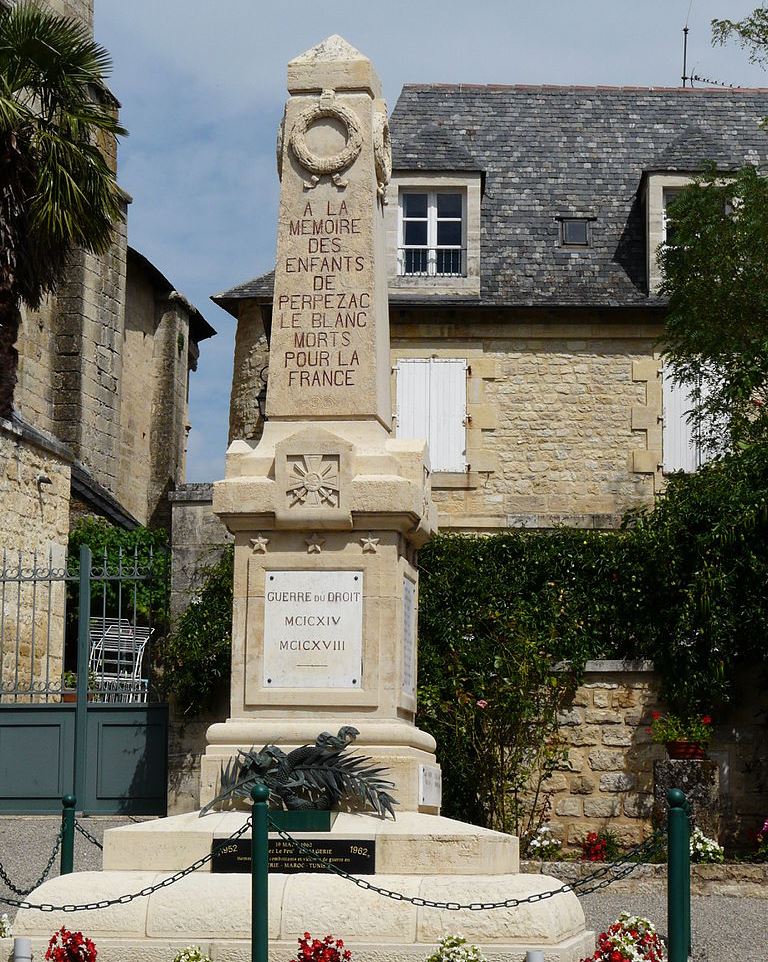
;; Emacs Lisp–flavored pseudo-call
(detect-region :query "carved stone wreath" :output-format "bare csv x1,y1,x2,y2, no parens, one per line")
373,108,392,202
289,89,363,189
286,454,341,508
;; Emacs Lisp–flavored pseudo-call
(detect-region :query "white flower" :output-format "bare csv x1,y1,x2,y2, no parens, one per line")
425,935,487,962
172,948,211,962
690,827,724,863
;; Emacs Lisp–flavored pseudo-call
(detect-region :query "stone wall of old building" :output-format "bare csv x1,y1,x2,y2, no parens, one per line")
169,484,232,620
391,309,663,530
228,301,269,443
167,484,232,813
45,0,93,26
0,419,71,698
226,304,665,531
118,257,198,528
53,233,128,496
547,661,768,852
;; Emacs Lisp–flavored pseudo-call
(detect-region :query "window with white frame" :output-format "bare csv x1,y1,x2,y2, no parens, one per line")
662,366,714,473
395,358,467,472
398,191,466,277
662,188,683,245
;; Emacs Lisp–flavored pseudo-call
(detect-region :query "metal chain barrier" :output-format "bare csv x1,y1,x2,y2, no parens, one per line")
0,832,63,898
74,821,103,852
0,818,252,913
0,813,667,915
267,819,667,910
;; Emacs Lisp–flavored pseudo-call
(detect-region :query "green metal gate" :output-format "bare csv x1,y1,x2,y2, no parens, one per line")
0,544,168,814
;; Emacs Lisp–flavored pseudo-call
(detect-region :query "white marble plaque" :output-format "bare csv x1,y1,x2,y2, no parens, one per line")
402,577,416,697
263,570,363,688
419,764,442,808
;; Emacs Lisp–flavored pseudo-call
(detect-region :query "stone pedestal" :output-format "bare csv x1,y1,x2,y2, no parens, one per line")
13,811,594,962
653,759,721,840
198,34,440,813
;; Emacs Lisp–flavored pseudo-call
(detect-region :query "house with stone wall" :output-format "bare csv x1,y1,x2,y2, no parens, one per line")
2,0,215,554
0,0,214,706
165,83,768,842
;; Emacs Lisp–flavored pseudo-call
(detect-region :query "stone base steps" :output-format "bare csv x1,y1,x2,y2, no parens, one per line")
522,860,768,897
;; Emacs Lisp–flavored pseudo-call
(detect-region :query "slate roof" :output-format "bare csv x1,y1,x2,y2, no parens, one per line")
214,84,768,311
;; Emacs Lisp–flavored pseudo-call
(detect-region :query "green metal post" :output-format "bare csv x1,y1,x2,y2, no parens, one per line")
667,788,690,962
73,545,92,812
60,794,76,875
251,783,270,962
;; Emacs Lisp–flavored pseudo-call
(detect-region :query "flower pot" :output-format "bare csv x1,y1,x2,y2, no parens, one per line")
666,740,706,760
61,690,76,703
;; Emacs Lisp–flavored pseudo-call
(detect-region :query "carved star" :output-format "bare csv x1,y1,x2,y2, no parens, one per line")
360,534,379,554
250,534,270,553
305,533,326,554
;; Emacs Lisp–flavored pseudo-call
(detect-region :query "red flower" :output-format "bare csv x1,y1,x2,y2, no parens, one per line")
650,711,662,720
701,715,712,725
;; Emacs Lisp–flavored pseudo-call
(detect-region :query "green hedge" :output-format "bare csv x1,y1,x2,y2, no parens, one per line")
418,443,768,719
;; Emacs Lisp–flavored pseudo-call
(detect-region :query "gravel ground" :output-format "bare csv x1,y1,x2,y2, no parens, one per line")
0,818,765,961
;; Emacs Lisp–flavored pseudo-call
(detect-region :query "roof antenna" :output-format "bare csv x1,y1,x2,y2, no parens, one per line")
682,0,694,87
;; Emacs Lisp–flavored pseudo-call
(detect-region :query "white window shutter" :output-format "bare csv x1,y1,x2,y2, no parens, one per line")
662,366,699,473
396,359,430,447
428,359,467,471
395,358,467,472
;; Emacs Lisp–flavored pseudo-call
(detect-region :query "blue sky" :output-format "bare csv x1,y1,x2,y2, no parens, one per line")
94,0,768,483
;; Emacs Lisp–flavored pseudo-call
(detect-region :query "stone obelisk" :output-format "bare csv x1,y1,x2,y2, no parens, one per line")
203,34,440,813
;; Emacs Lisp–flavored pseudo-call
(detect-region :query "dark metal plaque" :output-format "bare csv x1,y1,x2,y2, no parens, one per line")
211,837,376,874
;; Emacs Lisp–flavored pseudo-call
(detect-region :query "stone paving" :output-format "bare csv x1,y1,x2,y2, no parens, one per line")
0,817,764,962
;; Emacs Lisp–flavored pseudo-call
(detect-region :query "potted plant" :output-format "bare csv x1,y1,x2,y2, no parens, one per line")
60,671,97,703
649,711,713,759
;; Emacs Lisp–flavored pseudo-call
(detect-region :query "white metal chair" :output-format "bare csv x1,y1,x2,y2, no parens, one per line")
88,623,153,703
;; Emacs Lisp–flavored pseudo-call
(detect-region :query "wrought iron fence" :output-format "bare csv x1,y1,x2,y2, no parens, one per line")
0,543,168,705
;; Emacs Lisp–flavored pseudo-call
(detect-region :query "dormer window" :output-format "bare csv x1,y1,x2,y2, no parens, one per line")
398,190,466,277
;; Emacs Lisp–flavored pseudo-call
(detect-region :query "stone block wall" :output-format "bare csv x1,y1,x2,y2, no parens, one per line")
391,309,664,531
0,419,71,698
167,486,232,813
546,661,768,852
549,660,664,848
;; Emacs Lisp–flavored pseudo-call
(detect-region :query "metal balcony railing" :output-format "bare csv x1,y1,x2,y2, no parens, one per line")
397,247,467,278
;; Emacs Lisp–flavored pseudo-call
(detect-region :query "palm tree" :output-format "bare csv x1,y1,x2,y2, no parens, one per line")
0,2,126,419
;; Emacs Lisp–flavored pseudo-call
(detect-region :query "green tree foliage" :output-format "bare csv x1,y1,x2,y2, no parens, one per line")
658,165,768,454
713,9,768,67
163,546,234,714
629,443,768,713
417,532,605,831
0,3,125,417
68,517,170,626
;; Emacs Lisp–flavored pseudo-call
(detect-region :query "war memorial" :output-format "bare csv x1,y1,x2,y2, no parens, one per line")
11,36,593,961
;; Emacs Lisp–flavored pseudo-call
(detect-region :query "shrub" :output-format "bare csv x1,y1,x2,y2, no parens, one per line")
690,827,724,863
163,546,234,714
